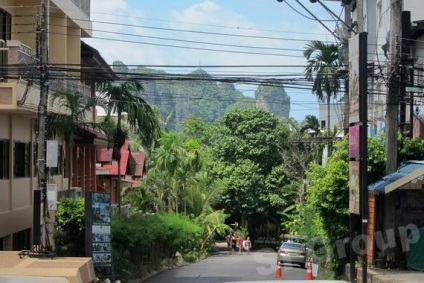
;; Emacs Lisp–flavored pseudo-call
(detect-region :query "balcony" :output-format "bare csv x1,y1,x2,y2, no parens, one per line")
0,40,92,119
51,0,92,37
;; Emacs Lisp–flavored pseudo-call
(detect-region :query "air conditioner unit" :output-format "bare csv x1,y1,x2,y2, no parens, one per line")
70,187,82,199
0,83,16,110
121,204,131,218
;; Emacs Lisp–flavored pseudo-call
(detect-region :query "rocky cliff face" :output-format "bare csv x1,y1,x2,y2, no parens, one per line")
114,64,290,130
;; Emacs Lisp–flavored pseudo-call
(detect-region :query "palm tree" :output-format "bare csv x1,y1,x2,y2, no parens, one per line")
303,41,343,134
152,132,184,212
300,114,321,137
176,138,202,214
96,80,160,211
46,89,99,195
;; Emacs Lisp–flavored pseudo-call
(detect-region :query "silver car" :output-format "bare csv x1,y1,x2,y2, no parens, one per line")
277,241,306,268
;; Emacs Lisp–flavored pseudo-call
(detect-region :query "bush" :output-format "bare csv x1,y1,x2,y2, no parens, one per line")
54,198,86,256
112,212,203,279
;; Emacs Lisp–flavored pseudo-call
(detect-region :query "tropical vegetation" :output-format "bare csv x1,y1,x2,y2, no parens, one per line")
96,80,161,210
52,41,424,282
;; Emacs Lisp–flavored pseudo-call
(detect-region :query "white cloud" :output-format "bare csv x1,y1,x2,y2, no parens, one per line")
170,0,221,25
85,0,341,121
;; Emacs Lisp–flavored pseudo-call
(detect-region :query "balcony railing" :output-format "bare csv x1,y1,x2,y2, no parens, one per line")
49,69,91,96
2,40,92,116
6,40,90,97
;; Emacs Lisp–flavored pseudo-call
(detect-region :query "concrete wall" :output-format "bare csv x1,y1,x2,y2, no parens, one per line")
0,114,34,239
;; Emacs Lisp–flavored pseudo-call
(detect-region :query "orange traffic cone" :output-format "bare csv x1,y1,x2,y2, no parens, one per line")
305,259,313,280
275,263,283,279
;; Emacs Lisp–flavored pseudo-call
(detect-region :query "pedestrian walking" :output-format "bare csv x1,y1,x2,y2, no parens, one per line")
225,234,232,254
230,234,237,255
243,237,252,254
237,235,244,255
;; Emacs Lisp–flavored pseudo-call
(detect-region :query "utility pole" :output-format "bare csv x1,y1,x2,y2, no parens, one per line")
386,0,402,174
35,0,51,252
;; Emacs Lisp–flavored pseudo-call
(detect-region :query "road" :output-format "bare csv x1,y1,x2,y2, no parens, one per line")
142,248,308,282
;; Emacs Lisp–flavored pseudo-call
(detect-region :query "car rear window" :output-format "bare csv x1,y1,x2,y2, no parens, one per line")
282,242,305,250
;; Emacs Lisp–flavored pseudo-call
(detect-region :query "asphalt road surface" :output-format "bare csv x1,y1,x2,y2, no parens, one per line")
143,248,308,282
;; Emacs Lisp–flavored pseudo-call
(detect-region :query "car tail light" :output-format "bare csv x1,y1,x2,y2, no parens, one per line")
279,249,285,254
300,251,305,256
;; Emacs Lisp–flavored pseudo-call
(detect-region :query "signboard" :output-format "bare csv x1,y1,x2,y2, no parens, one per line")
349,161,360,215
46,184,58,210
312,263,319,278
406,86,424,93
349,34,360,123
85,193,112,269
349,125,360,159
46,140,58,167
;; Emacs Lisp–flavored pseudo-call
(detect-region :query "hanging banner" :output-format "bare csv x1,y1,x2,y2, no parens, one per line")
349,161,360,215
349,34,360,123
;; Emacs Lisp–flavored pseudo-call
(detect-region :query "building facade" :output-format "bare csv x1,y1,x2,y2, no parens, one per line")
0,0,94,251
350,0,424,269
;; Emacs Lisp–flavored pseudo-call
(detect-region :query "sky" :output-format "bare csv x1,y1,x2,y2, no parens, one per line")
85,0,344,122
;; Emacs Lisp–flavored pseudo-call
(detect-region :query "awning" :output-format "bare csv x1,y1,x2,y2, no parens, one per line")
76,126,109,147
368,161,424,195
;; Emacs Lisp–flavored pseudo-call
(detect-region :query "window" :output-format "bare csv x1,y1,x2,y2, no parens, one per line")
50,145,63,175
0,9,10,80
0,8,11,41
321,120,326,130
0,139,8,179
14,141,30,178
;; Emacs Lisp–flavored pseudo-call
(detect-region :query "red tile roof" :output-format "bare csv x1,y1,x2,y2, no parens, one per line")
129,152,146,177
96,151,129,175
96,148,113,162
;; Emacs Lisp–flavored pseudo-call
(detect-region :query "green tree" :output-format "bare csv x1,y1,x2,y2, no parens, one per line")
149,132,184,212
302,136,385,276
145,131,207,214
96,80,160,209
399,137,424,162
54,198,85,256
300,114,321,137
46,89,99,194
211,108,291,233
176,138,202,214
304,41,343,133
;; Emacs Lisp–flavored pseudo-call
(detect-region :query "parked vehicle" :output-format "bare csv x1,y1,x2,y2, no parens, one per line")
277,241,307,268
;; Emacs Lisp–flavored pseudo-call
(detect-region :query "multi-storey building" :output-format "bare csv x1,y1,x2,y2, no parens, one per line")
0,0,115,251
348,0,424,271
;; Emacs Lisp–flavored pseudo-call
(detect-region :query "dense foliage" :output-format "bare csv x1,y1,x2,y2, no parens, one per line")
293,136,385,277
112,213,203,279
54,198,86,256
209,108,294,238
